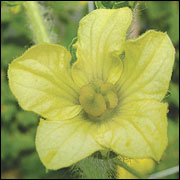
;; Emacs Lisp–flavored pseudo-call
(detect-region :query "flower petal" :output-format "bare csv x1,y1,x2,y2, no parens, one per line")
72,8,132,87
8,44,82,120
94,100,168,161
117,158,155,179
116,30,175,104
36,118,101,170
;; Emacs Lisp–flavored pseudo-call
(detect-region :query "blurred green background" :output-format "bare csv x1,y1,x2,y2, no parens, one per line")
1,1,179,179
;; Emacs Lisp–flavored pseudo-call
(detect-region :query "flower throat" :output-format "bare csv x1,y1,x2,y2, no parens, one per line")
79,79,118,117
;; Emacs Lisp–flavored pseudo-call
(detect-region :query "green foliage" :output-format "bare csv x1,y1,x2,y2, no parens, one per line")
112,1,131,9
1,1,25,7
1,1,179,179
95,1,106,9
72,156,116,179
95,1,138,9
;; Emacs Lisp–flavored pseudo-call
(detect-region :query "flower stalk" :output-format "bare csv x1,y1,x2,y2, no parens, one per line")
23,1,51,44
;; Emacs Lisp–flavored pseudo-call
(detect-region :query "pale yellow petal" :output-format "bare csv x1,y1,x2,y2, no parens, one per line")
8,44,82,120
72,8,132,87
94,100,168,161
116,30,175,104
117,158,155,179
36,118,101,170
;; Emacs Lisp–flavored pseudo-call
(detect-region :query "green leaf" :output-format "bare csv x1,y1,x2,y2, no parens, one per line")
95,1,138,9
95,1,105,9
113,1,130,9
101,1,115,9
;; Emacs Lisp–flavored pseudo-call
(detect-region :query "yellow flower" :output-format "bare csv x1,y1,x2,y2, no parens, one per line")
8,7,175,170
117,158,155,179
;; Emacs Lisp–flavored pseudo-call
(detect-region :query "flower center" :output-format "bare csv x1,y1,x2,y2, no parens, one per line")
79,79,118,117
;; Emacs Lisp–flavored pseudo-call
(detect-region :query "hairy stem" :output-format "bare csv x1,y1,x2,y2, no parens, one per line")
127,3,140,39
23,1,51,44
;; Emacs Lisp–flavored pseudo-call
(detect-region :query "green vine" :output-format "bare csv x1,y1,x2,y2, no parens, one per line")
23,1,51,44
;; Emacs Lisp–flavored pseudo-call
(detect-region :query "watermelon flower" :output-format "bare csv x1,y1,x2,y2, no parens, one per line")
8,7,175,170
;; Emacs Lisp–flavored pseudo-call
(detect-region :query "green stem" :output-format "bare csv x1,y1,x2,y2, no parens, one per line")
113,158,147,179
23,1,51,44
